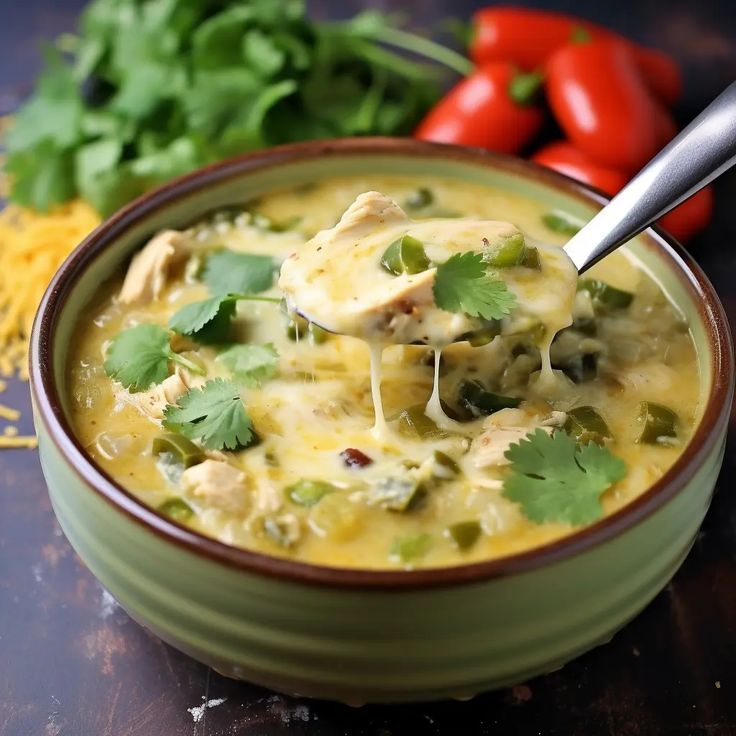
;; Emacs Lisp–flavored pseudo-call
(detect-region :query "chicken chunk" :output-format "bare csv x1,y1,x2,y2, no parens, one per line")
470,408,555,469
119,371,189,420
118,229,189,305
181,460,248,511
330,191,408,239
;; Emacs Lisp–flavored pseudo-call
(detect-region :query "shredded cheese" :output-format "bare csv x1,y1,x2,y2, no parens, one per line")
0,197,100,448
0,435,38,449
0,200,100,379
0,403,20,421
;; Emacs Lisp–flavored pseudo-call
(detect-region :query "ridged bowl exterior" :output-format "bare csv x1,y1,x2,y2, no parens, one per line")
30,140,733,703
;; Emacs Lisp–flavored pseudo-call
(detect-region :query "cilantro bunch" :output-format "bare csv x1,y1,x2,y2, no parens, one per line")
5,0,471,215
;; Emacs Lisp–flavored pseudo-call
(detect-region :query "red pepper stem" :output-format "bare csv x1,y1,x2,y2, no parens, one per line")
508,71,544,106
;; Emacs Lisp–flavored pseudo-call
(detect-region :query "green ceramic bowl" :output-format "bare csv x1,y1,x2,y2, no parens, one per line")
30,139,733,704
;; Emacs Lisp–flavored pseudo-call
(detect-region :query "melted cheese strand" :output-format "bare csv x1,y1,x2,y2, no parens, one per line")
425,347,464,431
368,342,390,439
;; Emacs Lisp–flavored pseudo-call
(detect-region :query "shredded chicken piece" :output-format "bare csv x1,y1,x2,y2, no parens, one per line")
541,410,568,427
330,191,407,238
181,460,248,511
118,229,188,305
121,371,189,420
470,408,554,468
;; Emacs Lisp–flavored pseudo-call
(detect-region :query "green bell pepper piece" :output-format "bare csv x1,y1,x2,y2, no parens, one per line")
446,520,482,550
636,402,678,444
565,406,612,445
152,433,205,468
380,235,431,276
458,380,521,418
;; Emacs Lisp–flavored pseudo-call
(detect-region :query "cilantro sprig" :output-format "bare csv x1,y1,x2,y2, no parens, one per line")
6,3,471,214
502,429,626,526
168,292,280,343
218,344,279,387
163,378,254,450
433,252,517,321
203,251,276,296
103,324,203,392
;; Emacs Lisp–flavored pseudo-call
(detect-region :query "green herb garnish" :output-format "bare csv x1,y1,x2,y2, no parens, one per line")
218,344,279,387
6,2,471,215
542,212,582,236
502,429,626,526
169,293,280,342
433,252,517,320
103,324,203,391
203,250,276,296
163,378,254,451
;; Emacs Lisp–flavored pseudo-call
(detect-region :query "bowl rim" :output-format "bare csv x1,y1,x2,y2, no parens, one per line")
30,137,734,590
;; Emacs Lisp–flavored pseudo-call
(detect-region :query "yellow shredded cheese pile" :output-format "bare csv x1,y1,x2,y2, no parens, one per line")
0,200,100,379
0,199,99,449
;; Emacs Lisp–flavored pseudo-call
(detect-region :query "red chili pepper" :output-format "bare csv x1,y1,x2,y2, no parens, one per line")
630,47,682,107
531,141,629,196
657,187,714,243
469,7,681,104
414,63,544,153
546,39,661,172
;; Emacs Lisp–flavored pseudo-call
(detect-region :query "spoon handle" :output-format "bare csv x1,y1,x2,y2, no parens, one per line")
564,81,736,273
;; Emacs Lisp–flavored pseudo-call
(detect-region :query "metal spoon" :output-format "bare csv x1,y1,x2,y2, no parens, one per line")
565,82,736,273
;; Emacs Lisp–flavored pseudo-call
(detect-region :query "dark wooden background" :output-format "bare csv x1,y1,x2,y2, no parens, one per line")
1,2,736,735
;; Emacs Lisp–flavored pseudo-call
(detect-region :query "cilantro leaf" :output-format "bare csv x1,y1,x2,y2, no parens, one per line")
7,1,466,213
104,324,171,391
203,250,275,296
218,344,279,387
433,252,517,320
5,47,83,153
6,142,77,211
163,378,253,450
169,294,238,343
103,323,203,391
502,429,627,526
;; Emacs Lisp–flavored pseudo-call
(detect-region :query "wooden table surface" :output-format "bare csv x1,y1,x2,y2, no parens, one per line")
1,2,736,735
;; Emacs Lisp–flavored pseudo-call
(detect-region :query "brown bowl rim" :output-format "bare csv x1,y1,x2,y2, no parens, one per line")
30,137,734,590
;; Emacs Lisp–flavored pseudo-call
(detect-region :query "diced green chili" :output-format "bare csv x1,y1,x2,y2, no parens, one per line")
565,406,612,445
446,520,482,550
484,233,525,267
577,279,633,311
285,479,338,507
390,533,432,564
521,245,541,269
157,497,194,522
458,379,521,418
369,476,425,512
466,321,501,347
555,352,598,383
542,212,581,236
432,450,460,478
308,322,328,344
404,187,434,210
396,404,446,438
380,235,431,276
483,233,541,270
152,433,205,468
635,402,678,444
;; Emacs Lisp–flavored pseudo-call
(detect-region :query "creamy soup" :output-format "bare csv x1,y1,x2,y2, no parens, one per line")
67,176,702,569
